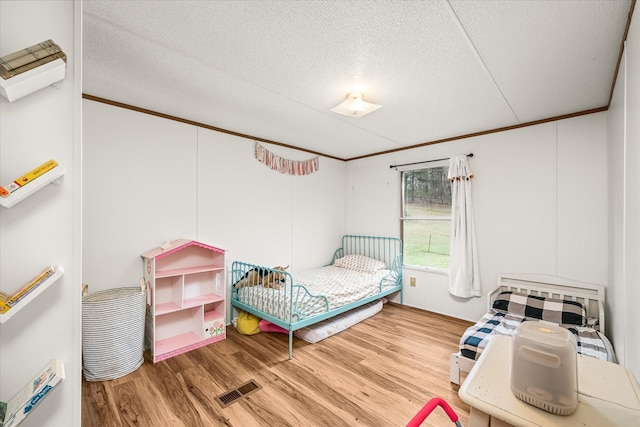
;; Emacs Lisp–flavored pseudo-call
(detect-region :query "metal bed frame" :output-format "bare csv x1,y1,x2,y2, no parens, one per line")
230,235,403,359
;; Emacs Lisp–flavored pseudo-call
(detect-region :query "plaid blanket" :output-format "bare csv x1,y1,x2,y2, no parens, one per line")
459,309,610,361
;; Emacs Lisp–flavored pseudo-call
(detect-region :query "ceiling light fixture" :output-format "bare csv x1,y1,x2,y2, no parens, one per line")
331,91,382,118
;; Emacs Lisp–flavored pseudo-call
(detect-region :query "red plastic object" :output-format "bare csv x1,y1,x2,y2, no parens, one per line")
406,397,463,427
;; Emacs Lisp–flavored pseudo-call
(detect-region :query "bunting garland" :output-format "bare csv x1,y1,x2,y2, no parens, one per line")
255,142,319,176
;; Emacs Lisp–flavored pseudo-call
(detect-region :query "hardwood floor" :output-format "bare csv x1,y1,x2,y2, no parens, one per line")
82,303,473,426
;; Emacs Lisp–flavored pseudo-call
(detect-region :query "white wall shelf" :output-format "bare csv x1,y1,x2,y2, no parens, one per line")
0,57,67,103
0,358,65,427
0,266,64,324
0,163,65,208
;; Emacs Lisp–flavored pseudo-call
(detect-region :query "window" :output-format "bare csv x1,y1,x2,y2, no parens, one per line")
401,163,451,269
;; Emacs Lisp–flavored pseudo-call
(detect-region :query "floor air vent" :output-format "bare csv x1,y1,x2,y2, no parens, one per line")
215,379,262,408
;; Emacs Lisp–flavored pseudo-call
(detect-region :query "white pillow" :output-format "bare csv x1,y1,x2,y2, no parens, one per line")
334,254,386,272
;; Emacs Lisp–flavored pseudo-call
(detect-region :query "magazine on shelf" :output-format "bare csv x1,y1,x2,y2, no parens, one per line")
0,359,65,427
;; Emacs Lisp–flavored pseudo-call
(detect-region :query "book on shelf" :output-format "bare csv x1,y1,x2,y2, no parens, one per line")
0,40,67,80
0,160,60,199
0,359,65,427
0,267,56,314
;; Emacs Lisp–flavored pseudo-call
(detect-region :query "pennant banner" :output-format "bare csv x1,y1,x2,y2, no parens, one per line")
255,142,319,176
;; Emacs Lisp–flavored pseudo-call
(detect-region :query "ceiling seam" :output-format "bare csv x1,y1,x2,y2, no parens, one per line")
444,0,520,123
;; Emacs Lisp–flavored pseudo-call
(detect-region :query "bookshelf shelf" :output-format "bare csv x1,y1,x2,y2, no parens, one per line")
0,266,64,324
0,163,65,208
156,265,223,278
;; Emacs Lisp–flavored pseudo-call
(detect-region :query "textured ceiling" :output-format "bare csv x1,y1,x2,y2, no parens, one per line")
82,0,633,160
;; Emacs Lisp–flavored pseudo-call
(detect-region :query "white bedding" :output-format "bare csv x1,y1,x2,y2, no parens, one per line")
236,266,390,322
295,266,390,309
294,299,384,343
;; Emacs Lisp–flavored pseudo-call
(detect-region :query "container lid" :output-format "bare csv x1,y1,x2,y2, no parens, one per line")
515,321,573,345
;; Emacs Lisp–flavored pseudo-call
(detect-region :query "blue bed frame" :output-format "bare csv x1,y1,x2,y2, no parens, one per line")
230,235,403,359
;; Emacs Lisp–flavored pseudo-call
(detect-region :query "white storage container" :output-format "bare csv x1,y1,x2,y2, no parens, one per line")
510,322,578,415
82,286,146,381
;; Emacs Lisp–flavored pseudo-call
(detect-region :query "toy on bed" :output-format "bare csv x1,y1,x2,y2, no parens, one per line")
230,235,403,359
449,273,615,385
234,265,289,289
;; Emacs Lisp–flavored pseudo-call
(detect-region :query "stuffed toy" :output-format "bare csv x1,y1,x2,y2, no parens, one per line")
236,310,261,335
234,265,289,289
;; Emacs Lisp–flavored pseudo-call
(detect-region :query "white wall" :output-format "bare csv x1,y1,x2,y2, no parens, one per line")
346,114,608,322
82,101,198,290
608,10,640,380
83,100,346,319
0,1,81,426
196,129,346,272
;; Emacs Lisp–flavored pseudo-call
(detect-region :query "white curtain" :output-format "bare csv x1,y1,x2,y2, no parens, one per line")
448,155,481,298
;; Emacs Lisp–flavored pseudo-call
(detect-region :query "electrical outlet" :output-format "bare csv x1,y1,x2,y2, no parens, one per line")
410,277,416,287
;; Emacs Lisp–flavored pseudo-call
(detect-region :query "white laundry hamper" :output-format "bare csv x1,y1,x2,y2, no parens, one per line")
82,283,146,381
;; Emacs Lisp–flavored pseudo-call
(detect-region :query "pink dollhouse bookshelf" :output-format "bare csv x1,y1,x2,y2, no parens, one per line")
141,239,226,363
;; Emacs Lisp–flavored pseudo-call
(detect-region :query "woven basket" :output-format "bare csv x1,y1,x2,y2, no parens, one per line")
82,286,146,381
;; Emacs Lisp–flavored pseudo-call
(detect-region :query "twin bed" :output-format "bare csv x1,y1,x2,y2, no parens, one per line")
230,235,403,359
450,273,615,385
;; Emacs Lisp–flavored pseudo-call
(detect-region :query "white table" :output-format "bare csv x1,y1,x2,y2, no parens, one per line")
459,335,640,427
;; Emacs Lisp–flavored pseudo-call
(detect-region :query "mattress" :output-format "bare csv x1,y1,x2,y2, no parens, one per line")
460,309,615,362
236,266,390,322
294,299,384,343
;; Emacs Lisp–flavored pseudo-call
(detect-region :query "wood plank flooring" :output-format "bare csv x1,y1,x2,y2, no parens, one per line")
82,303,473,426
